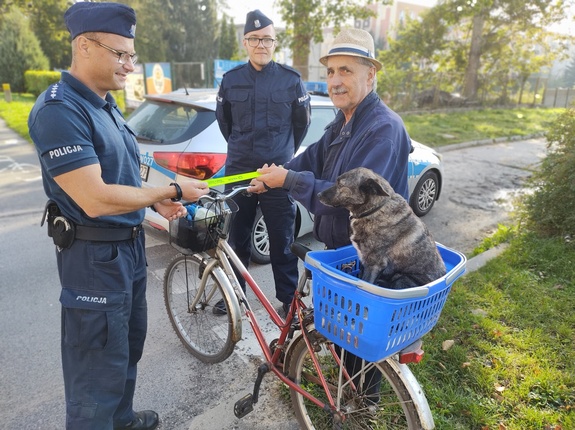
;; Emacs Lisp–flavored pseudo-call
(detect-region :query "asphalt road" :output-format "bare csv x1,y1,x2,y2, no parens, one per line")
0,117,548,429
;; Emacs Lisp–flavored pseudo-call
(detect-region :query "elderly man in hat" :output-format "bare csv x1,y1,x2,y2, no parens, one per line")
252,27,411,248
250,27,413,401
215,9,310,317
28,2,208,429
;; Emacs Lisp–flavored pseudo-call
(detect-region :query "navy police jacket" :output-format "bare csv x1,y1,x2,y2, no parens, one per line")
216,61,310,175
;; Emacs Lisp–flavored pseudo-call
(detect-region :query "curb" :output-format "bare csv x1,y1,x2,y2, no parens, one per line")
439,132,545,152
464,243,509,274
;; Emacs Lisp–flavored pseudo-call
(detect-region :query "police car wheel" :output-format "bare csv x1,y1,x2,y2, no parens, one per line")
251,207,271,265
409,170,439,217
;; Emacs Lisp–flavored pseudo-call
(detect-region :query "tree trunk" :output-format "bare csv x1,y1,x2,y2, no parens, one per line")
292,33,311,80
462,13,485,100
290,0,312,80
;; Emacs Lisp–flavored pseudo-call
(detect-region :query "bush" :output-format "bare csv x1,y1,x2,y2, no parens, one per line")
0,6,49,92
24,71,61,96
520,108,575,237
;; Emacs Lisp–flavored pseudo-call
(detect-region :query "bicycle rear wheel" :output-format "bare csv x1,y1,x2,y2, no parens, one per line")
164,253,236,363
286,331,425,429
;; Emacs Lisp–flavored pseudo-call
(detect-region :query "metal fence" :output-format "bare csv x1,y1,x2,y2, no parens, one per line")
380,71,574,111
542,87,575,108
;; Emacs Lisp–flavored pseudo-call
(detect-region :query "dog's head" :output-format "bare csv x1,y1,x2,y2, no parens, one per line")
318,167,392,211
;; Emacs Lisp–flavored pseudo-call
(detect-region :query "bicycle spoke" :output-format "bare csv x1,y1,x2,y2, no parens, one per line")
164,254,236,363
288,332,423,429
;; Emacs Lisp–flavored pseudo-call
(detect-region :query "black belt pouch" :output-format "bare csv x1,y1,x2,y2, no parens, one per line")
41,200,75,249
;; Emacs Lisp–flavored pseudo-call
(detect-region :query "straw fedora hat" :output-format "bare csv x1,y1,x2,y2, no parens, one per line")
320,28,382,71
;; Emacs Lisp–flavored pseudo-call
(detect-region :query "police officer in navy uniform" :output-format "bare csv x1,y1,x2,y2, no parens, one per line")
28,3,208,429
215,9,310,315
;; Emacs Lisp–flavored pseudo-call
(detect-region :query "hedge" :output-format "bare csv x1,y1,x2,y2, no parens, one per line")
24,70,61,96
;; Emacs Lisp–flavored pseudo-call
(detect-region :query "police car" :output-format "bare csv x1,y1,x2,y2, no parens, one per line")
128,88,443,264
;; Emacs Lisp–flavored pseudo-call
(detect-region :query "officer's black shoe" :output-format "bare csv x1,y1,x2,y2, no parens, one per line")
278,302,290,318
212,299,227,315
114,410,159,430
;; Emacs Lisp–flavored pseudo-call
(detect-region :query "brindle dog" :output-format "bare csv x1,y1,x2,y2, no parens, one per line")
318,167,446,289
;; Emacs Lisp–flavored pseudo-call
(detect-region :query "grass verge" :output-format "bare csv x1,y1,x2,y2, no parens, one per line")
403,107,564,147
413,231,575,429
0,93,36,143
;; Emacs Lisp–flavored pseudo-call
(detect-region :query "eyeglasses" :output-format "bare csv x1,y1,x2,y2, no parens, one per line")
244,37,275,48
85,38,138,65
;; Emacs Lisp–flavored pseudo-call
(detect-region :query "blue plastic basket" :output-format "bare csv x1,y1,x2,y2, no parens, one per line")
305,243,466,362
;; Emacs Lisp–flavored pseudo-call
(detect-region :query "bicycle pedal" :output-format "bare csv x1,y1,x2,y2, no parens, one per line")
234,393,254,418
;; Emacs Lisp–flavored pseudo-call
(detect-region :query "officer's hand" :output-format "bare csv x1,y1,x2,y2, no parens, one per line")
256,163,288,189
181,180,209,202
156,199,187,221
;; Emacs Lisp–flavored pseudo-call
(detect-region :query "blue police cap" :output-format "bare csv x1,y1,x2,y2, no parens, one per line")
64,2,137,40
244,9,273,35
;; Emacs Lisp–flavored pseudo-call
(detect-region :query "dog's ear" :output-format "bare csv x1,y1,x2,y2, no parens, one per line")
361,178,390,197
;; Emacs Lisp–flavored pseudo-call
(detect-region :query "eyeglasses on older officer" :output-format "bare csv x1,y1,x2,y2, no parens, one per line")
85,37,138,65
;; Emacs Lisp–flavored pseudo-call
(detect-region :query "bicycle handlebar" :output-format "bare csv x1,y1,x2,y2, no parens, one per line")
199,185,251,204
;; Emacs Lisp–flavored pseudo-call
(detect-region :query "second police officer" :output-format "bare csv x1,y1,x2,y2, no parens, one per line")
215,9,311,315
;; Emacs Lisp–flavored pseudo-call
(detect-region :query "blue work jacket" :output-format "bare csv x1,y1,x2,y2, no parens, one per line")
284,91,412,249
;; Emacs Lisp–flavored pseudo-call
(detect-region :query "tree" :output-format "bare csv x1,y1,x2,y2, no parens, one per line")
377,8,457,107
276,0,391,80
121,0,218,86
121,0,217,62
121,0,170,64
562,55,575,88
218,14,238,60
0,6,49,92
27,0,71,70
379,1,568,106
0,0,69,70
439,0,568,100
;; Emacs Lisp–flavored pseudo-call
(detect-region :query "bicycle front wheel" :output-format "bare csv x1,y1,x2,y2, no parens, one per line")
287,331,425,429
164,253,236,363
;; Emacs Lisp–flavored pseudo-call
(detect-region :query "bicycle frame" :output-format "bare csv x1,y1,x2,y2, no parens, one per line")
213,238,333,408
185,188,435,427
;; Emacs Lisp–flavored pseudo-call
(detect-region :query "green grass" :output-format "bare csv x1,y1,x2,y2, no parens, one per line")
403,108,564,147
413,232,575,429
0,93,36,143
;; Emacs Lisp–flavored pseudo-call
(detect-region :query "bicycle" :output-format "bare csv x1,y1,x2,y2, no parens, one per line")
163,186,467,429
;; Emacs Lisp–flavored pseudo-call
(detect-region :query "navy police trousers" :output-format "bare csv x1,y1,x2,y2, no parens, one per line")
56,233,147,430
228,187,298,305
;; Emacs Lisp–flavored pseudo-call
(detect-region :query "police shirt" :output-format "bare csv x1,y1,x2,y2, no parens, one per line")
29,71,144,228
216,61,310,175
